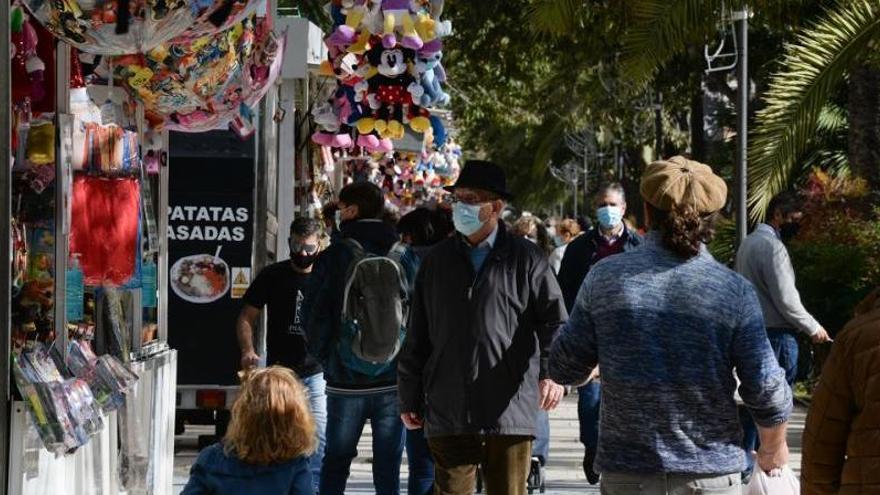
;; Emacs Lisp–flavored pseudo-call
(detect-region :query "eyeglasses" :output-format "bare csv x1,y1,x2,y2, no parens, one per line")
450,195,495,206
290,241,319,254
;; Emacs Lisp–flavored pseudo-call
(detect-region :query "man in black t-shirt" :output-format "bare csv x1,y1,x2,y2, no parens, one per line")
236,217,325,490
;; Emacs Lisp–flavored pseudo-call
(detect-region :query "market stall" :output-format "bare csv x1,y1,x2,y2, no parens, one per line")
2,0,286,492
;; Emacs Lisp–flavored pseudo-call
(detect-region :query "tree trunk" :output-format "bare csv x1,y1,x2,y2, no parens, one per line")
848,65,880,189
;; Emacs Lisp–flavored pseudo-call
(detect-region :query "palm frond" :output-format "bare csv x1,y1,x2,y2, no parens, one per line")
527,0,583,37
618,0,721,89
800,104,850,178
747,1,880,221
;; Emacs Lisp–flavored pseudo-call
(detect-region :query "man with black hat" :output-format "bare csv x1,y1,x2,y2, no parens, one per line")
397,161,568,495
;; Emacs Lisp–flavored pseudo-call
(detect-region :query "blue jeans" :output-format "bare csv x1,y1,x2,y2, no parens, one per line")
320,390,405,495
405,428,434,495
532,409,550,464
578,381,601,452
741,328,798,477
302,373,327,492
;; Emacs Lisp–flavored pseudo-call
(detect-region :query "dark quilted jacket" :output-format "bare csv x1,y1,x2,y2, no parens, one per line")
802,289,880,494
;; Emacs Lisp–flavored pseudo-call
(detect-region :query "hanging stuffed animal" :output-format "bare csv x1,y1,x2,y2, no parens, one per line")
414,0,451,55
355,43,430,138
380,0,422,50
311,100,354,149
11,8,47,103
416,50,449,107
326,0,367,48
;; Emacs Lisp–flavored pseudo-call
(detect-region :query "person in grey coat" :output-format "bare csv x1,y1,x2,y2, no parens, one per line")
735,191,831,479
397,161,567,495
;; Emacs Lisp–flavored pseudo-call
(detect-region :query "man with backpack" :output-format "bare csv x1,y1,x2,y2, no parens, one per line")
398,161,568,495
303,181,407,495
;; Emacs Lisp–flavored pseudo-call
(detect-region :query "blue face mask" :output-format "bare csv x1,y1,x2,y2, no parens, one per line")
596,206,624,229
452,202,486,237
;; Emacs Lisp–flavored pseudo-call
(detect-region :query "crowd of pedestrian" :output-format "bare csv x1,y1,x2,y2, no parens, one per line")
180,156,880,495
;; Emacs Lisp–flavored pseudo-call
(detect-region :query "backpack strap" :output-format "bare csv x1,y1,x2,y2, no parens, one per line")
339,237,366,257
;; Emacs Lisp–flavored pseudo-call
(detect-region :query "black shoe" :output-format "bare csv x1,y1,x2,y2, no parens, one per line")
583,452,600,485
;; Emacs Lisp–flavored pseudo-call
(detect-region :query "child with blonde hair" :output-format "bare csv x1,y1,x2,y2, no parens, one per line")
182,366,317,495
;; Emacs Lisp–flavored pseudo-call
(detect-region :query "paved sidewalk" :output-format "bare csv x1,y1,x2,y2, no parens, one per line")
174,395,807,494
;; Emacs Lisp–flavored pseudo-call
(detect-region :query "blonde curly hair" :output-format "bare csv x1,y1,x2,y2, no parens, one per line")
225,367,316,464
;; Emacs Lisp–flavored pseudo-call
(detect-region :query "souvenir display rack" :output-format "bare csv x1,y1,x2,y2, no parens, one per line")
2,0,286,491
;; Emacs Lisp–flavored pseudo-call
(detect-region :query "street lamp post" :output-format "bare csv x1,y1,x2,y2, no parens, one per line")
734,8,749,245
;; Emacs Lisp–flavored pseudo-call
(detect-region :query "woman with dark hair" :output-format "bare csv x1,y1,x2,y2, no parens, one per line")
549,156,793,493
394,207,453,495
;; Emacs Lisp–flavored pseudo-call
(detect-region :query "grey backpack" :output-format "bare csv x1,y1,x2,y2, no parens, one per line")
338,238,408,376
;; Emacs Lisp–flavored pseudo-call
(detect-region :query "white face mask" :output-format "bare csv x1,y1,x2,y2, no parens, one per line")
334,209,344,230
452,202,486,236
597,206,624,229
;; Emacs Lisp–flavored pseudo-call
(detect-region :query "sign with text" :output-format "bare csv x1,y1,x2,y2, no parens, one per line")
168,131,255,386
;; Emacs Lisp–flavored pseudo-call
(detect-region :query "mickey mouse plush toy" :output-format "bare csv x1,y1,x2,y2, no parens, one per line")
356,42,431,139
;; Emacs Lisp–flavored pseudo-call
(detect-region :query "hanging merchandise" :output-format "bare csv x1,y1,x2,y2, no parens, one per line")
317,0,453,152
66,340,139,412
176,0,260,40
65,254,85,323
141,259,157,308
11,344,105,454
20,0,259,55
69,176,141,287
10,6,48,104
110,16,286,134
25,120,55,165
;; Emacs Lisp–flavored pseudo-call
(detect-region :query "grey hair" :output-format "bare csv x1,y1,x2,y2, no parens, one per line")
598,183,626,204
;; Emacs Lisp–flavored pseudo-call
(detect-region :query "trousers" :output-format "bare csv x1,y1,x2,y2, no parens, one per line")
427,434,532,495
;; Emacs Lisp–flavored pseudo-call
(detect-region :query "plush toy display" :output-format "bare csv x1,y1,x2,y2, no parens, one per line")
318,0,452,153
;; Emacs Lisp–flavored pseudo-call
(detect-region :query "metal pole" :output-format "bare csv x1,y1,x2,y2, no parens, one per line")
573,181,578,218
734,8,749,245
0,0,12,487
157,129,169,343
654,91,663,160
54,44,70,359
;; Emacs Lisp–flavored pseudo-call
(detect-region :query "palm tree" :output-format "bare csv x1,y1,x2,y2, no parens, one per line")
532,0,880,221
748,1,880,220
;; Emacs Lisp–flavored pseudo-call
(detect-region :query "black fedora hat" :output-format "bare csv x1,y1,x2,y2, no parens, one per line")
444,160,514,200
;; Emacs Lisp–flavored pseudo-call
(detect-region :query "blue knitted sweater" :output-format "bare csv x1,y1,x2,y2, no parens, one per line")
549,233,792,475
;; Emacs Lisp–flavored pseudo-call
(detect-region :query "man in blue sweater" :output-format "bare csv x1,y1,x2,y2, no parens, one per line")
549,157,792,494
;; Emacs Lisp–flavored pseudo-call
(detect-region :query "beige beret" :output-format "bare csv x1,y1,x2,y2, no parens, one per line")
639,156,728,214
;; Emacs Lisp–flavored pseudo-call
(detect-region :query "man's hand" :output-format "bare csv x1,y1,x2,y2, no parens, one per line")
401,412,424,431
539,379,565,411
755,441,790,474
240,350,260,370
811,327,832,344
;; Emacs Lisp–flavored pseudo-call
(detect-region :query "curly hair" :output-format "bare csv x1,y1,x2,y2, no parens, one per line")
648,204,719,259
225,367,316,465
